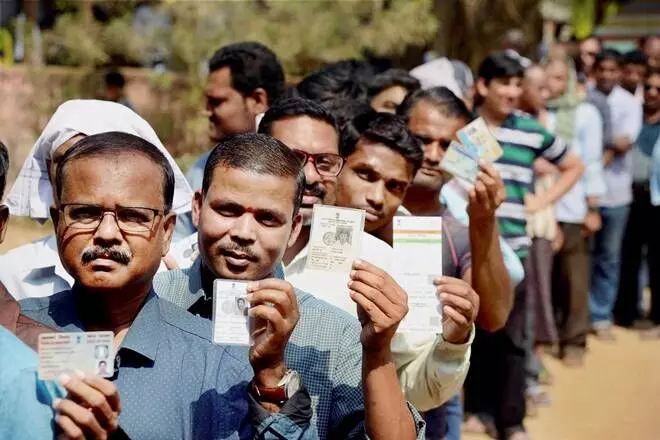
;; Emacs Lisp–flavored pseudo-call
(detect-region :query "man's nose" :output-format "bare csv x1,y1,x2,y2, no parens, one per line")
230,214,257,243
424,142,442,164
93,213,123,245
366,182,385,208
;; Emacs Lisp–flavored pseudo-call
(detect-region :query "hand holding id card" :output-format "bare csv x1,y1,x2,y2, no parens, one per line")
38,331,115,380
212,279,252,345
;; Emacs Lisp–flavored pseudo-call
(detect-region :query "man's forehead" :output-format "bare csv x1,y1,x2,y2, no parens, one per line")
208,166,296,203
271,116,338,153
351,141,412,180
206,68,235,93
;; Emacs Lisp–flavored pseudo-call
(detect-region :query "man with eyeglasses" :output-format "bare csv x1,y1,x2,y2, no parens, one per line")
19,132,318,439
616,67,660,336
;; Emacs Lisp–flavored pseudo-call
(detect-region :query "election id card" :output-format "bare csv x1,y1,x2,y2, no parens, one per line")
392,216,444,336
440,141,480,183
306,205,365,273
457,117,503,162
38,331,115,380
212,279,252,346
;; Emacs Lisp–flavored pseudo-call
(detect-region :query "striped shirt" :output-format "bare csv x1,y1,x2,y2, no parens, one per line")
491,111,569,257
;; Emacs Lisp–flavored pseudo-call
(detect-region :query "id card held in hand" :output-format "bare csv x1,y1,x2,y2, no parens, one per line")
457,117,503,162
306,205,365,274
440,141,480,183
38,331,115,380
212,279,252,346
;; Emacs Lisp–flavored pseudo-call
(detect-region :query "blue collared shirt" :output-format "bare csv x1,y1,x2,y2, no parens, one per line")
0,326,65,439
153,259,426,439
20,289,315,440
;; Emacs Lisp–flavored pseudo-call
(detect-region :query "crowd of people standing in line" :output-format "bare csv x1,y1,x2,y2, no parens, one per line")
1,31,659,440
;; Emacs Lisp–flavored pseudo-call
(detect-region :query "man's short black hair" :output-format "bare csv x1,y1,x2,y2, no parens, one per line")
623,49,649,67
0,141,8,199
324,98,374,129
55,132,175,212
477,52,525,85
208,42,285,105
595,48,622,68
367,69,421,99
397,86,473,123
341,111,423,174
258,97,339,138
105,70,125,88
202,133,305,216
296,60,375,107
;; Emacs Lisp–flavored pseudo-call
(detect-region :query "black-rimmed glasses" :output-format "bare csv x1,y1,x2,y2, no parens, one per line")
60,204,166,233
292,149,345,177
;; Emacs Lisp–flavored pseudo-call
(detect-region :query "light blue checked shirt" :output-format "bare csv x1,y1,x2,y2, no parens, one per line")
154,259,426,440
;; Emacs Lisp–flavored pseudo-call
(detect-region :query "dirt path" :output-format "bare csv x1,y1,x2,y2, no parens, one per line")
465,328,660,440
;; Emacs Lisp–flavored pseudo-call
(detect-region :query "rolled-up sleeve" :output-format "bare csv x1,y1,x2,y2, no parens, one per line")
391,326,474,412
578,104,607,197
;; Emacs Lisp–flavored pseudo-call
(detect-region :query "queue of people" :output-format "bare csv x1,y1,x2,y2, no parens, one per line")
0,34,658,440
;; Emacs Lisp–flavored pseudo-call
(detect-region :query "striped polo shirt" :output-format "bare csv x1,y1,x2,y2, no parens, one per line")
491,111,569,258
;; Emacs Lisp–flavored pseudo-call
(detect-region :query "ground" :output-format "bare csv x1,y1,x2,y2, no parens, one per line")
2,217,660,440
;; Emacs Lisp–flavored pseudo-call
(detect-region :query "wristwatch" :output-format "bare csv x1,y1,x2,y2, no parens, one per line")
252,369,302,404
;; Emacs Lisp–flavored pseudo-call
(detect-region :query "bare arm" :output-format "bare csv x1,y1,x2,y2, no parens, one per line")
526,151,585,213
467,163,514,330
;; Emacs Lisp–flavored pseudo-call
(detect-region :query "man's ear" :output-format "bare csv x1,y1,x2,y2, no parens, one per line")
246,87,269,115
161,212,177,257
475,78,489,101
0,205,8,243
192,190,203,229
287,212,304,248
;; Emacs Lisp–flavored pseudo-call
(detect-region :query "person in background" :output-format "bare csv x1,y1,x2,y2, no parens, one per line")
642,35,660,69
451,60,476,111
1,100,193,301
501,28,532,69
465,52,584,440
517,64,559,414
296,60,375,108
155,133,425,439
579,35,601,84
186,41,286,192
102,70,134,110
20,132,317,439
589,49,643,341
615,67,660,336
544,55,606,367
620,50,649,102
367,68,421,113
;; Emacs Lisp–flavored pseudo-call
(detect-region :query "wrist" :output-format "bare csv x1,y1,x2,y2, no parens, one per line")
253,362,287,388
362,346,394,367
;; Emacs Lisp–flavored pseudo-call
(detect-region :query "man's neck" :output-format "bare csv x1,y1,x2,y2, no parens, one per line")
76,283,151,335
403,185,445,216
623,84,637,96
478,105,508,128
283,225,310,266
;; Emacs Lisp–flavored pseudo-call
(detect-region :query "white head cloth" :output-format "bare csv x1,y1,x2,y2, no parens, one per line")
6,99,193,220
409,57,463,98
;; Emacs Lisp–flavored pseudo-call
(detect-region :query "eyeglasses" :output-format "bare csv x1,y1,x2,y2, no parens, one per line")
292,149,345,177
60,204,166,233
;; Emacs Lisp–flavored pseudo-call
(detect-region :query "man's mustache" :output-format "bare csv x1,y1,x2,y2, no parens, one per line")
81,246,132,265
217,243,258,262
303,182,326,200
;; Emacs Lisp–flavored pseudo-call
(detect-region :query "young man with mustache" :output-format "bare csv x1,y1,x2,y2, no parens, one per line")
155,132,424,439
20,132,318,439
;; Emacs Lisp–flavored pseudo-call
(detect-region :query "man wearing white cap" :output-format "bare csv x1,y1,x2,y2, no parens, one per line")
1,100,193,300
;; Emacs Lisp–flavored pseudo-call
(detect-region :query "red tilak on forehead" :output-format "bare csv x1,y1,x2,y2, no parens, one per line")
243,206,258,214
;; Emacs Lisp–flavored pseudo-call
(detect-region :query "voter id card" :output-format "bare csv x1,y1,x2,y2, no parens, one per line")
38,331,114,380
212,279,252,345
457,117,503,162
440,141,480,183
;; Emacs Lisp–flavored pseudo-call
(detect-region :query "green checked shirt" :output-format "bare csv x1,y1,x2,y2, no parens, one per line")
490,111,569,258
153,259,426,440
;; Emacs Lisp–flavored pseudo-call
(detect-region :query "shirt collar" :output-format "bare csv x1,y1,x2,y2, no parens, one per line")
30,235,75,286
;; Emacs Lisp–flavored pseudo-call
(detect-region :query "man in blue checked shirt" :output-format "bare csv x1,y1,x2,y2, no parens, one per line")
19,132,318,439
155,134,426,440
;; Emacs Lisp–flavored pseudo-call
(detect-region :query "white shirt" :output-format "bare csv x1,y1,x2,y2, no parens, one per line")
284,229,471,411
0,234,168,301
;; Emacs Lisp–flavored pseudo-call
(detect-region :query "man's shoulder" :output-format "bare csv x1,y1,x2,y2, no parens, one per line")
507,111,547,133
19,290,70,313
153,267,199,307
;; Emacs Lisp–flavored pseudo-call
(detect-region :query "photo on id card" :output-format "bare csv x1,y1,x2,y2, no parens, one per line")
38,331,115,380
306,205,365,273
212,279,252,345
